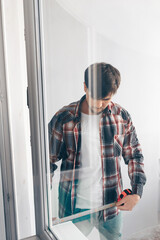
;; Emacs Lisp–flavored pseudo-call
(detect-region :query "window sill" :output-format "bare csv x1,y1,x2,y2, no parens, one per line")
21,236,40,240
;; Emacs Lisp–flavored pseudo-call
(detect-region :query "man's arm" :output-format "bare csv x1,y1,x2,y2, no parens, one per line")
117,112,146,210
48,114,64,188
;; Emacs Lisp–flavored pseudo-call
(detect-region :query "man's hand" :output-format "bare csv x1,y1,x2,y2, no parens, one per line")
116,194,140,211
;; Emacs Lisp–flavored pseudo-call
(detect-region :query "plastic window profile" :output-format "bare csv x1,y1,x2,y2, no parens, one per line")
23,0,58,239
0,0,18,239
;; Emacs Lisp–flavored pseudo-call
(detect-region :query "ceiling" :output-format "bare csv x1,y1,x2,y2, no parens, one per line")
57,0,160,57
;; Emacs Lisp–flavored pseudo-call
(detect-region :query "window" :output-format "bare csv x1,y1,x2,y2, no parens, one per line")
0,0,159,239
24,0,160,239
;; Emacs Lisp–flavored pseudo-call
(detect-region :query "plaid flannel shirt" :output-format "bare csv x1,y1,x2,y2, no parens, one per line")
48,95,146,221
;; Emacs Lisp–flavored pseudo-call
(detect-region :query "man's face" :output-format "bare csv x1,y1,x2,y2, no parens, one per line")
84,83,112,114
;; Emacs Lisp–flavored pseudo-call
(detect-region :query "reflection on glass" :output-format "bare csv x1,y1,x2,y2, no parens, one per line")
41,0,160,239
48,62,146,240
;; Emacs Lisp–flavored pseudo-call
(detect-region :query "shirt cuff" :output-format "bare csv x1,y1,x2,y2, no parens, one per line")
50,162,58,173
132,184,144,198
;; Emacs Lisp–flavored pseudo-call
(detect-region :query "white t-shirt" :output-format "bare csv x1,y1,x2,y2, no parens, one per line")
76,112,103,209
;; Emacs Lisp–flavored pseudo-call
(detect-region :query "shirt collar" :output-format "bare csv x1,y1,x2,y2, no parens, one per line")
75,95,112,120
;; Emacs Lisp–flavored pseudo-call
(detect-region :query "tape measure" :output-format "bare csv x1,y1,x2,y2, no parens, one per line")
117,189,132,203
52,188,132,225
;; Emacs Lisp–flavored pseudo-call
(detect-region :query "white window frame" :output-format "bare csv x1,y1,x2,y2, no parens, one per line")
23,0,58,239
0,0,18,239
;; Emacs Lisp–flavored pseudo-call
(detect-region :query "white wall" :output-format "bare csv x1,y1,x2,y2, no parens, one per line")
41,0,160,239
95,33,160,238
42,0,88,122
1,0,36,238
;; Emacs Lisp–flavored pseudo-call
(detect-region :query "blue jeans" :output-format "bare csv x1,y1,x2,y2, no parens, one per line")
73,208,123,240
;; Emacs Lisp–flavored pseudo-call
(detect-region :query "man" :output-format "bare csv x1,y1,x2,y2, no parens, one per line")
49,62,146,239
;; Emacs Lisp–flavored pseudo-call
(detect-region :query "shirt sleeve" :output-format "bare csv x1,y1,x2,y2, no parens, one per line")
48,114,66,175
122,113,147,198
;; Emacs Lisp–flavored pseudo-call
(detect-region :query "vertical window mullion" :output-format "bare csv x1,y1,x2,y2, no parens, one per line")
0,0,18,238
23,0,57,239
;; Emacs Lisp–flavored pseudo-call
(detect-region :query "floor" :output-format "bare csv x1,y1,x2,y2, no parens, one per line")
126,225,160,240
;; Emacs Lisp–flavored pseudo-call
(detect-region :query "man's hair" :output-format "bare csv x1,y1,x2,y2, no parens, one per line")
84,62,121,99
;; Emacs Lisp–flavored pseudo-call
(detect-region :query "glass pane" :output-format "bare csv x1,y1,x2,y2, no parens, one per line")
40,0,160,239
